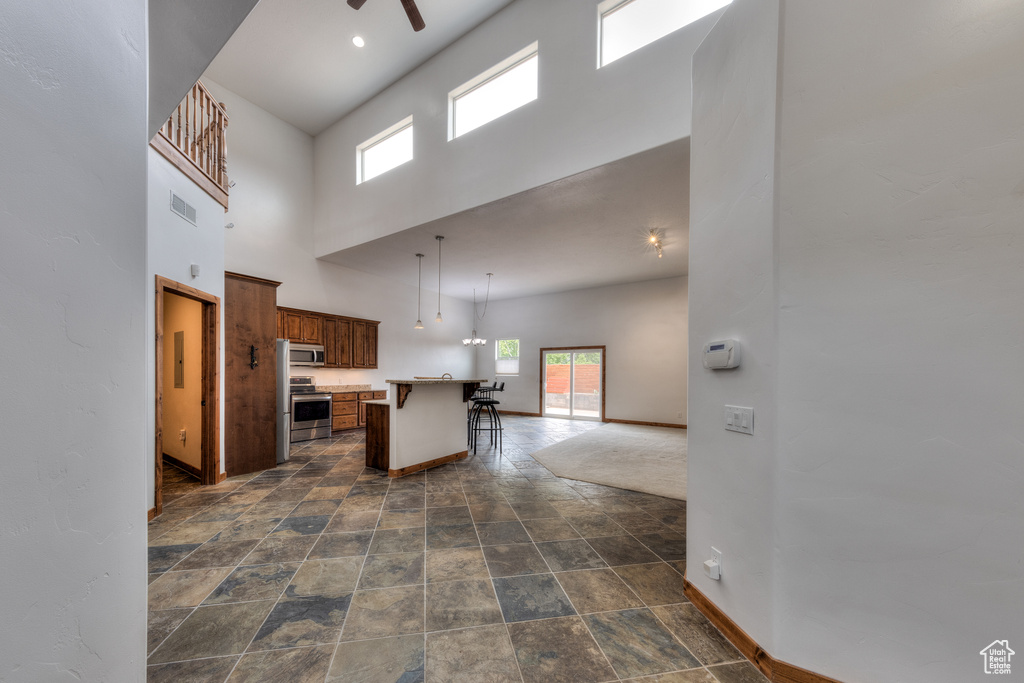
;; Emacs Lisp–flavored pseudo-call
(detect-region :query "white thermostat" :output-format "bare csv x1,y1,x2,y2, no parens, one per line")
703,339,740,369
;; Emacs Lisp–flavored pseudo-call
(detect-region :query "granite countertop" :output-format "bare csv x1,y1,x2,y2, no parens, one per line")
317,384,371,393
361,399,389,405
385,378,488,385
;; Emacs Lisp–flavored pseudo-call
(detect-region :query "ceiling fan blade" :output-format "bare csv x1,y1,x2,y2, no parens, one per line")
347,0,368,9
400,0,426,31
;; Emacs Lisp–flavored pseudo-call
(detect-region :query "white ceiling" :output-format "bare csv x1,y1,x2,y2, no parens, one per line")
206,0,690,303
321,139,690,301
204,0,516,136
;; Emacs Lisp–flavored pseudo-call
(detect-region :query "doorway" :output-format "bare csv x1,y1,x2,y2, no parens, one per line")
154,276,220,517
540,346,605,421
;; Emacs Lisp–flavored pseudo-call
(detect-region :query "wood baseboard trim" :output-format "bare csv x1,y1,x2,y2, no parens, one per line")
147,507,157,521
389,451,467,478
604,418,686,429
494,411,685,429
216,471,227,484
163,453,202,479
684,580,843,683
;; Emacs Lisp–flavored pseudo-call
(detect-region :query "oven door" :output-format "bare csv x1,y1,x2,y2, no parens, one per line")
292,393,332,427
291,393,332,442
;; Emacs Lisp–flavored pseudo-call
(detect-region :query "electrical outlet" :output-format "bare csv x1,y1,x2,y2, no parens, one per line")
179,429,186,442
704,546,723,581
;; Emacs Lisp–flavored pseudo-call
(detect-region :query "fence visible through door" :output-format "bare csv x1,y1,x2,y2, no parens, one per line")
541,347,604,420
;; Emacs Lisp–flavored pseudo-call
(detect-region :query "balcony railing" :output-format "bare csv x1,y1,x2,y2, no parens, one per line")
151,81,229,209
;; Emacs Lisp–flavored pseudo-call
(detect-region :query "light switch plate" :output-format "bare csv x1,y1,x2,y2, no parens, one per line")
724,405,754,435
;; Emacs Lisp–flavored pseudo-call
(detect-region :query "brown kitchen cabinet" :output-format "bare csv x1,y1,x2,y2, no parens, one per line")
332,392,358,431
352,320,378,369
277,307,377,369
332,390,387,432
323,316,352,368
278,307,322,344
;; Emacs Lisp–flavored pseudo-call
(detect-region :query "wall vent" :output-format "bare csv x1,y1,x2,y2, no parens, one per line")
170,191,197,225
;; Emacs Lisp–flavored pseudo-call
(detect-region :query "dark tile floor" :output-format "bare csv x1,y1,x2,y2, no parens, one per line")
148,415,766,682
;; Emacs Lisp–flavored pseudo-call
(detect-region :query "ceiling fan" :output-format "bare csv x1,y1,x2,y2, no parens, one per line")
347,0,426,32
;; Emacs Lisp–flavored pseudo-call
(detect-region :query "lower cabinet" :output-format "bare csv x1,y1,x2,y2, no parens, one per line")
332,390,388,432
332,393,358,431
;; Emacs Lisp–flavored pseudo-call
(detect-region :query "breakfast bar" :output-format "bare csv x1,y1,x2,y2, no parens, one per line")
365,378,486,477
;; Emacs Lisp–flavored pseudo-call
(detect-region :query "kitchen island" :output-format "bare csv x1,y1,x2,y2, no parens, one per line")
365,378,486,477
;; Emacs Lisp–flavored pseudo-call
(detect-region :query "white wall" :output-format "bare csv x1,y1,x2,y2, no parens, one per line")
688,0,1024,680
203,79,476,385
477,277,687,425
313,0,724,256
147,148,228,503
0,1,148,680
772,0,1024,680
686,0,780,653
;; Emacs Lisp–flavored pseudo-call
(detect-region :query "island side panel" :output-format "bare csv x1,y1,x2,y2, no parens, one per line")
390,382,468,473
365,402,390,470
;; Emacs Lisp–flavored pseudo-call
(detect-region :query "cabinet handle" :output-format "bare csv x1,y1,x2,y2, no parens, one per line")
249,345,259,370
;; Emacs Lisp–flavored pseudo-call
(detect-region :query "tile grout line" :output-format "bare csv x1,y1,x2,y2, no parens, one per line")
149,415,698,681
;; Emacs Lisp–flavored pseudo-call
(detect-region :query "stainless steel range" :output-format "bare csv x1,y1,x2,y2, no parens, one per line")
289,376,332,443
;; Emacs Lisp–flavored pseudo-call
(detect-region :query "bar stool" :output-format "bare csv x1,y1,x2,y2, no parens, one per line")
467,382,503,445
468,395,502,454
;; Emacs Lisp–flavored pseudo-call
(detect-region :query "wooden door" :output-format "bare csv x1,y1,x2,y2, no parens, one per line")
225,272,280,477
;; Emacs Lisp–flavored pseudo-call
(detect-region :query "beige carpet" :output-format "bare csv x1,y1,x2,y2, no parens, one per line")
531,423,687,500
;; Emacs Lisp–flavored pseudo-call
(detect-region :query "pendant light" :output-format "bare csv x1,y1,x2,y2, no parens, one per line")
413,253,424,329
434,235,444,323
463,273,491,346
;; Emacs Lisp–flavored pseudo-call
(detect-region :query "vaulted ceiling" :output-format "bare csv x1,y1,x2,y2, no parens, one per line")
205,0,690,301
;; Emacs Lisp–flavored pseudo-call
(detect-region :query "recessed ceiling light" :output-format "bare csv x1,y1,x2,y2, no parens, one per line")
352,35,365,48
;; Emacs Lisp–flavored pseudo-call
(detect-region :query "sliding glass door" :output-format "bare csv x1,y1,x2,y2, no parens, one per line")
542,347,603,420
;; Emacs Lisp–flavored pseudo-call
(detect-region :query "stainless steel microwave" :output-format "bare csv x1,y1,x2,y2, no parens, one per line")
289,343,325,367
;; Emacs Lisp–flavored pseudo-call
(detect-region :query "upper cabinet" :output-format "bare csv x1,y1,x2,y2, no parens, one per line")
279,306,378,370
323,316,353,369
352,320,378,369
279,307,322,344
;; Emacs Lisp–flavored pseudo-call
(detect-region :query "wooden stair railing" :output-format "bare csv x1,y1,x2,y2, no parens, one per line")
150,81,230,210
